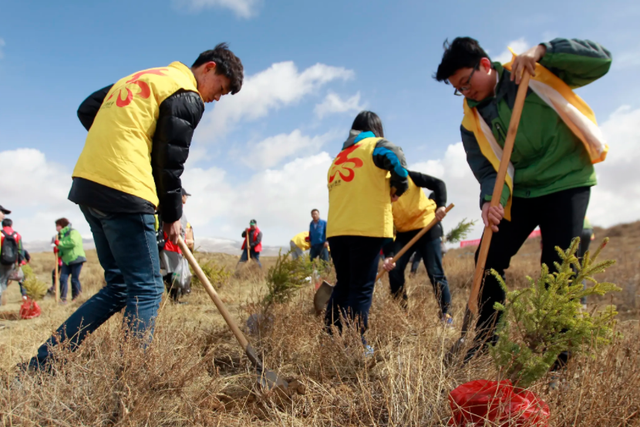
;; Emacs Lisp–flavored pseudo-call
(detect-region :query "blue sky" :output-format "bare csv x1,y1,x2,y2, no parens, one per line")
1,0,639,247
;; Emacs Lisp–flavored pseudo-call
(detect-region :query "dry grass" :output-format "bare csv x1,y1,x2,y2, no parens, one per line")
1,221,639,426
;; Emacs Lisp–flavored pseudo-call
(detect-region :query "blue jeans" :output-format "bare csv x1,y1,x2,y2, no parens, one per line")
310,244,330,262
28,205,164,370
239,248,262,268
59,262,83,301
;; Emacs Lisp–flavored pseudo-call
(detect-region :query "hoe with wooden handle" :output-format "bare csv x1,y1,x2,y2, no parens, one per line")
54,252,59,303
375,203,454,282
177,236,287,390
447,71,531,362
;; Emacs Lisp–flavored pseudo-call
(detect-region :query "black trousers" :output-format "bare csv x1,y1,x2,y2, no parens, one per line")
325,235,384,343
474,186,590,345
389,231,451,316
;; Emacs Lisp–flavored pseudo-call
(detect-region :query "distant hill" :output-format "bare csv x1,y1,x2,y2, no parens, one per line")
23,236,287,257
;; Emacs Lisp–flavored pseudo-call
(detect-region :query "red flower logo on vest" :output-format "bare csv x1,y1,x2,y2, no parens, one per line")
107,69,168,108
329,145,363,183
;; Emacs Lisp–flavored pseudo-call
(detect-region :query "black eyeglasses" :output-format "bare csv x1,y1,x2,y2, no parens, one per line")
454,63,479,96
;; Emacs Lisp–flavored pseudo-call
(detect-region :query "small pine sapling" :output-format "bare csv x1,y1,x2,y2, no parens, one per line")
491,237,620,388
445,218,476,244
263,250,314,309
21,264,48,300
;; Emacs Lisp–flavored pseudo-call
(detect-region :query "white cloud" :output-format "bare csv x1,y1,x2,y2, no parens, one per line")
410,143,483,241
612,50,640,70
182,152,333,243
0,148,89,243
197,61,354,142
588,106,640,228
493,38,530,64
241,129,338,169
0,38,5,59
175,0,261,18
314,92,365,119
10,106,638,249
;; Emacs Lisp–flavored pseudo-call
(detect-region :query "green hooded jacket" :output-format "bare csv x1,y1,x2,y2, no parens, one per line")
57,225,86,265
461,38,612,208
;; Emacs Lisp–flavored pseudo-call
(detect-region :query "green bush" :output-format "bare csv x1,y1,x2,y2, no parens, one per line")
263,250,315,308
491,237,620,388
190,258,231,289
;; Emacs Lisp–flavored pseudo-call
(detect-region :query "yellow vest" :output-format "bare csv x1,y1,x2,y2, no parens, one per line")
73,62,202,207
392,176,436,232
327,137,394,238
291,231,311,251
462,51,608,220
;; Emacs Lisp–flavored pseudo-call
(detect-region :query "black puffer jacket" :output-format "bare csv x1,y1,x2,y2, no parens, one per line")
71,84,204,222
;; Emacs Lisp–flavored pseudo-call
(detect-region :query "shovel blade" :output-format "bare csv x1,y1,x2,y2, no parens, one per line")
245,343,288,390
313,280,334,314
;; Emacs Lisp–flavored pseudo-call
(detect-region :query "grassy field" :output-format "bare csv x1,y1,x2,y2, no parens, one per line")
1,222,639,426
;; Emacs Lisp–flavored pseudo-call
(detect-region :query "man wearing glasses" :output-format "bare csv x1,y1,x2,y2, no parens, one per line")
434,37,612,363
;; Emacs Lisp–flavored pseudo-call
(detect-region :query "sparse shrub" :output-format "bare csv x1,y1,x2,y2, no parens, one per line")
491,237,621,388
190,257,231,289
21,264,48,300
263,250,314,308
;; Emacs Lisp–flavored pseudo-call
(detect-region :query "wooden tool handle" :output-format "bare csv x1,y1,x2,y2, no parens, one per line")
376,203,455,282
178,236,250,349
54,253,59,303
468,72,531,314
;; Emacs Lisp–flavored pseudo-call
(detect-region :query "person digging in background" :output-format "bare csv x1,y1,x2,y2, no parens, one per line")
48,236,63,297
326,110,409,356
1,215,23,306
289,231,310,260
383,173,452,324
434,37,611,364
309,209,329,263
23,43,244,372
53,218,87,303
239,220,263,268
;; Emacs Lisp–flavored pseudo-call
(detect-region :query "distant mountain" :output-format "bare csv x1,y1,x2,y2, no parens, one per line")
23,236,287,257
24,238,96,254
194,237,287,256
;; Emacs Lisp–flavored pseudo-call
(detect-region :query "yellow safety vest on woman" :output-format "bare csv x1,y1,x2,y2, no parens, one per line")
327,137,394,239
392,176,436,233
73,62,201,207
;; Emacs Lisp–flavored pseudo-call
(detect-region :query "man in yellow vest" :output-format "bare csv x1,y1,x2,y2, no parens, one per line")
24,43,244,372
435,37,611,363
290,231,310,260
386,172,451,324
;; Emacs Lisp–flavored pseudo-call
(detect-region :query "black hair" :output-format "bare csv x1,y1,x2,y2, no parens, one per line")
434,37,490,83
2,218,12,227
192,42,244,94
311,209,319,214
351,111,384,138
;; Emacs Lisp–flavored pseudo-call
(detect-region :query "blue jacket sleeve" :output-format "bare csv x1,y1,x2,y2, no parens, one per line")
372,138,409,196
322,220,327,243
